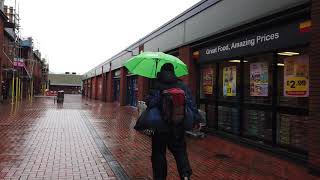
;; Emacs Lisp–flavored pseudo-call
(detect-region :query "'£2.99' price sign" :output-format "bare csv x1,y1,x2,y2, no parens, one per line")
285,77,308,96
283,55,309,97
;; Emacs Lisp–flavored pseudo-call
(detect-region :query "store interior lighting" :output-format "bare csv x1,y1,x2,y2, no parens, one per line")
277,52,300,56
277,63,285,66
228,60,248,63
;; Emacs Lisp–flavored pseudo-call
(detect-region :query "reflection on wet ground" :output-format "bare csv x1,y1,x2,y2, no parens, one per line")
0,95,317,180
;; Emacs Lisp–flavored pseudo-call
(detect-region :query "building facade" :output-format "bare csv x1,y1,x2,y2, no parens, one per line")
0,3,48,102
83,0,320,174
49,73,82,94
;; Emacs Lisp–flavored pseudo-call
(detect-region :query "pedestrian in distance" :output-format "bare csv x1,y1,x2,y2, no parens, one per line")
145,63,202,180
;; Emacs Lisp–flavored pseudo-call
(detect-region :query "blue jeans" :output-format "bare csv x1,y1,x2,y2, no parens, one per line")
151,127,192,180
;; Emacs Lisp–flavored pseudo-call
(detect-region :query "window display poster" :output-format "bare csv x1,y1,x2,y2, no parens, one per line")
284,55,309,97
223,66,236,96
202,67,214,94
250,62,268,96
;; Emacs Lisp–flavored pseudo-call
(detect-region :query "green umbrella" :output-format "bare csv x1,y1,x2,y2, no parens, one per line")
124,52,188,78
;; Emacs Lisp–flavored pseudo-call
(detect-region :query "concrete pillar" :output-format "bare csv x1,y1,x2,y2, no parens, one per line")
119,67,127,106
309,0,320,174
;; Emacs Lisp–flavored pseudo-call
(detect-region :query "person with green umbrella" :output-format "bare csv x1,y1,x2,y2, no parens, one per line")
145,63,201,180
124,51,189,79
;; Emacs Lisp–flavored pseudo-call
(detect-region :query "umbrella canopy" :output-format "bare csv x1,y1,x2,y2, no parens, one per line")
124,52,188,78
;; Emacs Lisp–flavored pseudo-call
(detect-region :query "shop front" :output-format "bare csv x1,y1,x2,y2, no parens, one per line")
96,75,103,100
113,70,121,102
196,17,311,158
126,74,138,107
87,79,91,98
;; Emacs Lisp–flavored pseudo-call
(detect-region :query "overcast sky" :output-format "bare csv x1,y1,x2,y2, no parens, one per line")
5,0,201,74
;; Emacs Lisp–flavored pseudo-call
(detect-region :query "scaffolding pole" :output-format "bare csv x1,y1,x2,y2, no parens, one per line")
17,77,19,100
15,76,18,102
21,80,23,100
31,79,33,99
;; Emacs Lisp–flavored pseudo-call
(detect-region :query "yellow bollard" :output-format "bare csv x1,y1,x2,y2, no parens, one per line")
17,78,20,101
21,80,23,100
15,76,18,102
31,79,33,99
29,80,31,101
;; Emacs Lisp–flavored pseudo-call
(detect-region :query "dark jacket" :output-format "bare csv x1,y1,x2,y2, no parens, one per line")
145,71,201,131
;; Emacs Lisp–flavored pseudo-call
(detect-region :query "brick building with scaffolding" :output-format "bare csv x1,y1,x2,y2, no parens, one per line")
0,2,48,102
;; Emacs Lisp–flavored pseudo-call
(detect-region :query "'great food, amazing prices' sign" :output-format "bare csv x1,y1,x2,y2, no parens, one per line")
199,19,310,63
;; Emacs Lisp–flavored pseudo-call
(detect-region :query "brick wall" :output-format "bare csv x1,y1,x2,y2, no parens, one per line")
91,77,96,99
119,67,127,106
0,56,2,98
309,0,320,173
179,46,198,99
137,45,149,101
97,75,103,100
106,71,113,102
102,73,107,102
0,17,3,98
137,76,149,101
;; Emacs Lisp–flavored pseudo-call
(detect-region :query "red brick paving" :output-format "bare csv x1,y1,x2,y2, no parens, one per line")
82,97,320,180
0,96,116,179
0,95,318,180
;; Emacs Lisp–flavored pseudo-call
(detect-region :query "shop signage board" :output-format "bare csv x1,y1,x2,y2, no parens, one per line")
199,19,310,63
202,67,214,94
250,62,268,96
13,58,25,67
223,66,236,96
284,55,309,97
13,61,25,67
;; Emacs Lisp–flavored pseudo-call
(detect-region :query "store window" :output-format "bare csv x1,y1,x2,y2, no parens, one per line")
242,54,273,142
244,54,273,105
218,61,240,134
198,47,309,154
218,62,240,101
277,48,309,152
200,65,216,99
200,65,217,129
277,48,309,108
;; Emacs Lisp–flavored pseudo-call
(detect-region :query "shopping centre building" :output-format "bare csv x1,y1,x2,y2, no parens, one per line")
83,0,320,174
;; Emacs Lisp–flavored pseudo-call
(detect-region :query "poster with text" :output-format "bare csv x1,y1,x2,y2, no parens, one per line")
250,62,269,96
202,67,214,94
284,55,309,97
223,66,236,96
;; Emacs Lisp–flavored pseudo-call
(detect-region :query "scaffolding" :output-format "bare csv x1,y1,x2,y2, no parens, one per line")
2,1,35,103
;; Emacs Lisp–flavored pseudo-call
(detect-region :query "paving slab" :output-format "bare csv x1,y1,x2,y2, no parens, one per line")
0,95,318,180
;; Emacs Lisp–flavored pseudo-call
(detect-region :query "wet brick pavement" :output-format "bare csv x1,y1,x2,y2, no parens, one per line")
0,95,318,180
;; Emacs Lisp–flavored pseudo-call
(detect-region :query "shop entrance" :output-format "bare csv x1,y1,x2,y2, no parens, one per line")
113,78,120,102
126,76,137,106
